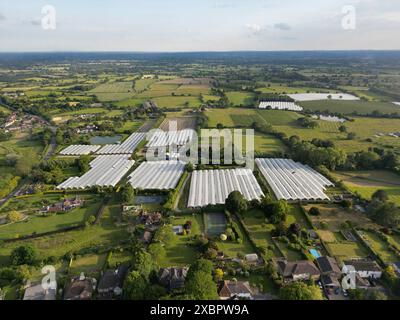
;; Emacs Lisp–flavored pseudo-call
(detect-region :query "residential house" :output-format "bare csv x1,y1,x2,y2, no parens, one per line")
97,265,129,300
321,274,341,291
158,267,188,291
23,283,56,300
218,280,254,300
316,256,341,275
41,197,83,213
276,259,321,281
343,259,382,279
63,274,97,300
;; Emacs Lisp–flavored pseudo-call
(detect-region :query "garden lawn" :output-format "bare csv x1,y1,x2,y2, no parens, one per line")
157,214,203,267
362,230,399,264
241,209,282,259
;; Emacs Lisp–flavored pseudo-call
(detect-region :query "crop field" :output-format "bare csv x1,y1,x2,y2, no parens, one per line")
255,83,336,94
332,170,400,205
89,81,135,101
159,117,197,131
205,108,264,127
299,100,400,115
152,96,201,108
134,78,158,92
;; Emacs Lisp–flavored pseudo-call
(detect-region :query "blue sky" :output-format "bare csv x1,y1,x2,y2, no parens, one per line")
0,0,399,51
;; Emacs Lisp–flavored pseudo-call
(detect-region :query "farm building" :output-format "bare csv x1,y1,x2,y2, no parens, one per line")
258,101,303,111
128,161,186,190
96,132,146,154
255,158,334,201
187,168,264,207
59,145,101,156
146,129,195,148
56,155,134,190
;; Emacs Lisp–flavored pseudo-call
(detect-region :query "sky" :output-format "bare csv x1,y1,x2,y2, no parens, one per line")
0,0,399,52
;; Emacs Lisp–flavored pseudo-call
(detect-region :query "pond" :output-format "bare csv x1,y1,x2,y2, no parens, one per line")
90,135,122,145
134,195,166,204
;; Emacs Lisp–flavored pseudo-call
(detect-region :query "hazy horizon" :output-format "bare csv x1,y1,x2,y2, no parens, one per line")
0,0,400,52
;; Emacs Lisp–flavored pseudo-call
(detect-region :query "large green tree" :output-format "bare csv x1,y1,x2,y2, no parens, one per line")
279,281,323,300
185,259,218,300
225,191,248,214
10,245,37,266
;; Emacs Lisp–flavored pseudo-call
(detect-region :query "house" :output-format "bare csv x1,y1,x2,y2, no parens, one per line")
343,259,382,279
159,267,188,291
141,212,162,225
63,274,97,300
276,259,321,281
41,197,83,213
316,256,341,275
23,283,56,300
97,265,129,300
218,280,254,300
321,274,340,290
67,101,80,107
355,274,371,289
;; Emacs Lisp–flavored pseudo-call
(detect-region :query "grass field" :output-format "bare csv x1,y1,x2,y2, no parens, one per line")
332,170,400,205
225,91,255,106
299,100,400,115
304,204,377,231
255,83,336,95
361,230,399,263
0,200,128,267
0,195,101,240
69,253,107,277
153,96,201,108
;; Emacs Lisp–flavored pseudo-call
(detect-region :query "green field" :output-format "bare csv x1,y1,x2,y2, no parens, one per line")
255,83,336,95
299,100,400,115
362,230,399,263
153,96,201,108
0,201,128,266
332,170,400,205
0,195,101,240
225,91,255,106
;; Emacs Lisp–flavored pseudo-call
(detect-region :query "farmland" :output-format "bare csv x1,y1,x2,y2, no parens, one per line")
332,170,400,205
1,50,400,301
